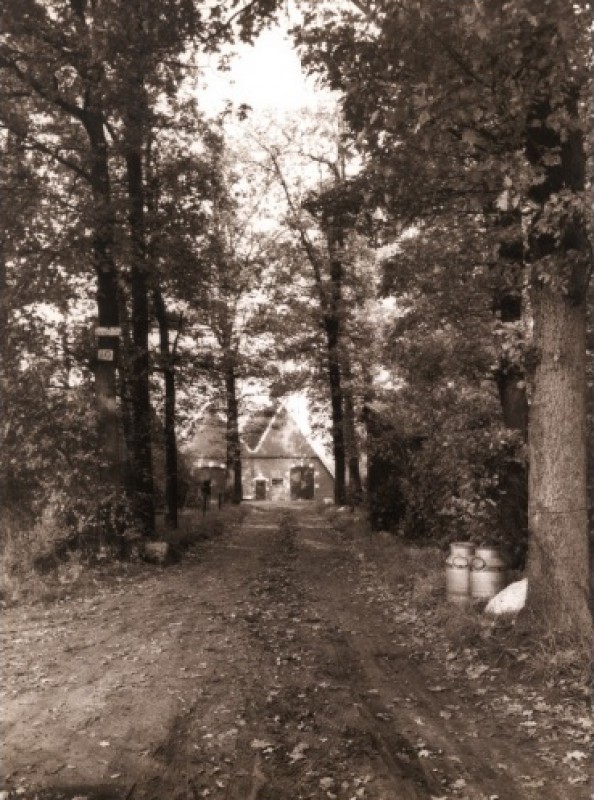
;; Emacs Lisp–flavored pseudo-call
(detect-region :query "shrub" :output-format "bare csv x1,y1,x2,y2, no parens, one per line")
366,389,527,567
0,507,86,605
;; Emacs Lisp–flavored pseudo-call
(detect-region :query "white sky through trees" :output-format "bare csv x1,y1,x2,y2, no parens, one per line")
197,24,336,114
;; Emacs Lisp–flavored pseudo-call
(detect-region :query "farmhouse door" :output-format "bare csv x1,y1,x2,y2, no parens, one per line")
290,466,314,500
254,479,267,500
270,478,284,501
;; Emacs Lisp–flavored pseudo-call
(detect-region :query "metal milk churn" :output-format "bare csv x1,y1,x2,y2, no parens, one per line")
470,546,506,600
445,542,475,603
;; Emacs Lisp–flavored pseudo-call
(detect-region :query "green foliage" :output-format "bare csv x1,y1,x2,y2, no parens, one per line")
0,483,136,605
401,404,525,550
0,356,144,563
368,377,527,560
1,0,288,552
2,372,97,512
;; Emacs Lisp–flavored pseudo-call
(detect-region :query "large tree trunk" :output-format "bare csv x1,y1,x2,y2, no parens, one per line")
162,351,178,526
342,352,363,505
153,288,179,529
124,101,155,536
65,0,124,489
116,289,136,490
526,285,589,632
324,314,347,506
224,356,243,505
524,94,592,636
95,269,121,481
324,227,347,506
84,115,122,487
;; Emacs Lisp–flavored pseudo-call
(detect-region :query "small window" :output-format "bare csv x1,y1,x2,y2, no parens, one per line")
271,478,283,486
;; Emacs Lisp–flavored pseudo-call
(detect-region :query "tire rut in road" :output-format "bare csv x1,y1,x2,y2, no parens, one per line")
294,516,578,800
225,509,434,800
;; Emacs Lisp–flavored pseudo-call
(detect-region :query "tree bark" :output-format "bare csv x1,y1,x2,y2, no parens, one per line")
83,113,122,486
524,95,592,635
342,351,363,504
124,91,155,535
116,288,135,490
63,0,124,488
526,285,589,632
153,288,179,528
325,327,346,506
224,355,243,505
324,226,347,506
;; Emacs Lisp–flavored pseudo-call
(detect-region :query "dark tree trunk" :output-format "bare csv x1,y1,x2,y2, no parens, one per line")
124,107,155,536
491,211,529,568
162,359,177,525
224,356,243,504
153,288,179,529
63,0,123,487
527,285,589,632
83,114,122,486
116,289,135,490
342,352,363,505
324,226,347,506
524,95,591,636
325,330,346,506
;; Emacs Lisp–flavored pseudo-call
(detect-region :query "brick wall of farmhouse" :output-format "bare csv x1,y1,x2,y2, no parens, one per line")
242,457,334,501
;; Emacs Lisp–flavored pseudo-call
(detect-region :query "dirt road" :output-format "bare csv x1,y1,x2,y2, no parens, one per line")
1,506,590,799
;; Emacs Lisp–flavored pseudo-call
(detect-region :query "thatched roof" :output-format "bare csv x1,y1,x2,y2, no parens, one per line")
183,406,227,463
241,404,277,451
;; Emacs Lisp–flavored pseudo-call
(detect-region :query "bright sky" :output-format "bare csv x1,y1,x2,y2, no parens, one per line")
197,25,337,115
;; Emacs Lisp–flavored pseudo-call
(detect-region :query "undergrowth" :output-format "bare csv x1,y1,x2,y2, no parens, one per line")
346,512,591,691
160,505,247,559
0,505,247,607
0,509,87,606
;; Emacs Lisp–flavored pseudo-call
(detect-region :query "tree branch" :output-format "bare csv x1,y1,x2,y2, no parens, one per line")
0,51,87,123
267,148,327,307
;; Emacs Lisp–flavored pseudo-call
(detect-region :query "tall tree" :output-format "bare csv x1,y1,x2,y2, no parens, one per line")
198,136,277,503
1,0,285,534
295,0,592,634
261,116,370,505
1,0,124,485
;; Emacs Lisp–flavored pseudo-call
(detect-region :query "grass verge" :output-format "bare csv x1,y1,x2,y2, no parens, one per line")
0,505,248,608
343,511,591,691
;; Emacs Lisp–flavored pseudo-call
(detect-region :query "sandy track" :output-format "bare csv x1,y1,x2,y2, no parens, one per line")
1,506,589,799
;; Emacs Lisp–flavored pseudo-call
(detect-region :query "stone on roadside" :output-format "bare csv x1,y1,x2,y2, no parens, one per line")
143,540,170,565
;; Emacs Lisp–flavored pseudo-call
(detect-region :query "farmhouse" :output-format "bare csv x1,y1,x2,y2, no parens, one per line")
184,401,334,503
242,403,334,502
183,405,229,500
